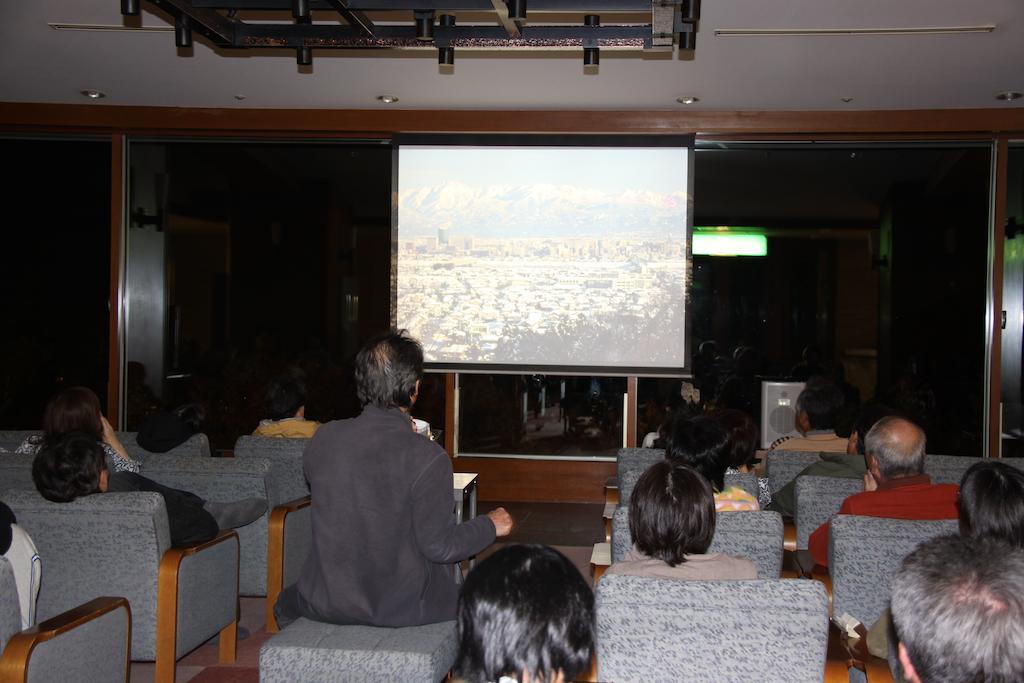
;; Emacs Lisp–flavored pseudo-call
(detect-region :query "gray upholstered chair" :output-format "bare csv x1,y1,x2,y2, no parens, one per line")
615,447,664,504
595,574,830,682
232,435,310,507
118,431,211,458
4,489,239,683
0,556,132,682
136,454,272,597
610,506,784,578
829,515,958,627
260,495,458,682
765,450,822,494
0,454,36,492
0,431,41,454
794,475,863,550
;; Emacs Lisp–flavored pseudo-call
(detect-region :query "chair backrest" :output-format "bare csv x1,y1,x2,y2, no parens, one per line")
0,453,37,491
118,431,211,458
0,431,41,454
233,435,310,506
3,489,171,660
138,454,271,596
764,450,822,494
596,574,829,682
615,448,664,504
723,469,759,501
794,475,863,549
0,557,24,655
611,506,783,578
829,515,959,626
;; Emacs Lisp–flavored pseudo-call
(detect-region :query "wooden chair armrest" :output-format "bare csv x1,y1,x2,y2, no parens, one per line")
603,477,619,507
157,530,240,683
267,496,313,633
784,521,797,553
0,597,131,683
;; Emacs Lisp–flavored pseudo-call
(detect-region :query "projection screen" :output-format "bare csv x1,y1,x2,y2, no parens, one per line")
394,137,693,374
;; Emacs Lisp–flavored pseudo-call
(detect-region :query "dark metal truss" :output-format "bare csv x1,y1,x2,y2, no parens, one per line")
124,0,701,64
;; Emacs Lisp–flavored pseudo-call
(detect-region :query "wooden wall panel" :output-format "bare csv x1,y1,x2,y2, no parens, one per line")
454,456,615,504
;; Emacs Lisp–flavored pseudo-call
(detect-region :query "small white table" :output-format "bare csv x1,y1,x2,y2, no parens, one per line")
453,472,479,582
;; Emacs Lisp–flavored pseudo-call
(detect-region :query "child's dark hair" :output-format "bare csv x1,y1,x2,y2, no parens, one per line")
32,432,107,503
264,374,307,421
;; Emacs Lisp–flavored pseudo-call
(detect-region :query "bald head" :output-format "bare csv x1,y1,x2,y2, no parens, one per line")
864,416,926,481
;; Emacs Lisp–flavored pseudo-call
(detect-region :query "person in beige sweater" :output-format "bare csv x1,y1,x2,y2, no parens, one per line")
606,460,757,580
252,373,320,438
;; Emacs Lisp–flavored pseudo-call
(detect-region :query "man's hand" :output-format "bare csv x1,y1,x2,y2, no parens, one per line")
486,507,514,537
863,471,878,492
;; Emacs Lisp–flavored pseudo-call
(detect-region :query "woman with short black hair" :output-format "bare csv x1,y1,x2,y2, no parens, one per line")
664,413,759,511
606,461,757,580
959,460,1024,548
455,544,594,683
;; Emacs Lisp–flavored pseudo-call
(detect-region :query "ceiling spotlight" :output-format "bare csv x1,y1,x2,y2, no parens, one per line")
175,15,192,48
297,46,312,66
584,14,599,67
676,95,699,104
996,91,1023,102
121,0,139,16
840,96,854,103
80,89,106,99
234,94,247,101
414,10,435,41
292,0,310,20
438,14,455,65
377,94,399,104
507,0,527,21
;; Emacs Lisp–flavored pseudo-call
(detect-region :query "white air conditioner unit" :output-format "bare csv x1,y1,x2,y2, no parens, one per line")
761,381,805,449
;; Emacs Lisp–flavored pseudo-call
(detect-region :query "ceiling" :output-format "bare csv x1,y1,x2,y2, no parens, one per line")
1,0,1023,111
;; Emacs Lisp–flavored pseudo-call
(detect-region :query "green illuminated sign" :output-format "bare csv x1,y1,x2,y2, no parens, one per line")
692,233,767,256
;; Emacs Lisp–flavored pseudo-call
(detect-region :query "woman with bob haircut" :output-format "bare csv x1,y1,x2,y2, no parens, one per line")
607,461,757,580
455,544,594,683
663,413,759,511
17,387,139,473
959,460,1024,548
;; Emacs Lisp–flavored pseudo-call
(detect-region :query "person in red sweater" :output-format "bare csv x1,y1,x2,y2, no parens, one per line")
808,416,959,567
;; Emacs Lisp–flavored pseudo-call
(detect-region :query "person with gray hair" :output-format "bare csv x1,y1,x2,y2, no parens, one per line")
890,534,1024,683
808,416,959,567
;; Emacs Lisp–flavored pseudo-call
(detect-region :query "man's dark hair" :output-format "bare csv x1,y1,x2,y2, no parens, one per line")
664,414,731,490
42,386,103,441
455,544,595,683
353,330,424,410
32,432,107,503
264,374,307,420
795,376,845,430
629,461,715,566
712,408,758,470
891,535,1024,683
852,403,897,455
959,461,1024,549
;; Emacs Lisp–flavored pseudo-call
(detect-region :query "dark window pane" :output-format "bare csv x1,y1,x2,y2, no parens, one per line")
125,141,391,450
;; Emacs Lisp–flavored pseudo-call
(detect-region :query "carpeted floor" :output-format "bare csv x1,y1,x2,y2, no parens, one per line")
128,500,604,682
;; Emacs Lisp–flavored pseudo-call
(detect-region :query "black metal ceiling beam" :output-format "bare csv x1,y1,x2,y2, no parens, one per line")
149,0,237,43
233,22,650,47
190,0,653,10
325,0,376,36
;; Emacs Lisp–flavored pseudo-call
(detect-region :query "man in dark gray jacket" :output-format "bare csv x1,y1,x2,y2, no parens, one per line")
275,330,513,628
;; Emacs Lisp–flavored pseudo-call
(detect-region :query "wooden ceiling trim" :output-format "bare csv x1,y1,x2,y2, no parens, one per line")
1,102,1023,136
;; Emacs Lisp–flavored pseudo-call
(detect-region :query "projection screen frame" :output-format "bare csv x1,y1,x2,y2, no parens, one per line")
391,133,695,377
